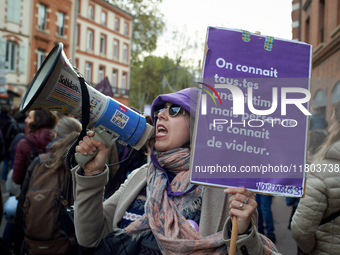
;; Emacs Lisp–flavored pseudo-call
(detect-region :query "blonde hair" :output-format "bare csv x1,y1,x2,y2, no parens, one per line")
313,101,340,163
45,117,82,172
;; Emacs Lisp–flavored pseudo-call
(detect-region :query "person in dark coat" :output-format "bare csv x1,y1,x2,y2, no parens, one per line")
12,110,58,185
0,105,13,138
0,105,14,181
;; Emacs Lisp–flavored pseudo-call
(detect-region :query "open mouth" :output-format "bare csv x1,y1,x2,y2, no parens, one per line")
156,124,168,136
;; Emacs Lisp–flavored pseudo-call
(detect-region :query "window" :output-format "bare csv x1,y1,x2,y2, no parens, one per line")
38,4,47,30
7,0,21,24
113,40,119,59
305,17,310,44
99,66,105,82
115,18,120,31
87,29,93,50
6,41,17,71
100,34,106,55
123,43,128,62
76,24,80,46
85,62,92,82
122,72,127,94
76,0,81,14
332,82,340,103
37,49,45,71
57,12,65,36
18,43,26,74
124,22,129,36
313,89,327,107
101,11,107,26
112,69,117,90
88,5,94,20
319,0,325,43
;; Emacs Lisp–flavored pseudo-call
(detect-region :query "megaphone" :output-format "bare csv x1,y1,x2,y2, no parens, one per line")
20,42,153,166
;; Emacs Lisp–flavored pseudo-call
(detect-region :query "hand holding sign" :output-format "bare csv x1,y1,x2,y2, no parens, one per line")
225,187,257,234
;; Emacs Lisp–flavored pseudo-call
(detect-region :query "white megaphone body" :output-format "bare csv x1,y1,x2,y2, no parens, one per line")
20,42,153,166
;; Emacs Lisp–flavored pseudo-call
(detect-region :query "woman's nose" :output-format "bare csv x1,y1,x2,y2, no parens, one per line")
158,106,169,120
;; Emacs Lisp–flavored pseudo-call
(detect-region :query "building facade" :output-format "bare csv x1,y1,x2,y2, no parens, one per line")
0,0,32,107
75,0,133,106
30,0,73,83
292,0,340,121
0,0,132,109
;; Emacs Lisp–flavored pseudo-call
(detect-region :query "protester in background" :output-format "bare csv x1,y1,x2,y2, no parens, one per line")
0,105,13,140
103,143,120,199
7,111,27,173
104,115,152,199
116,115,152,178
256,195,276,243
291,101,340,254
0,109,26,251
13,117,82,255
286,129,328,227
2,110,58,251
12,110,58,185
5,113,26,195
0,129,4,163
0,105,15,181
12,110,26,134
72,88,280,254
286,130,327,255
8,133,25,179
0,184,12,255
306,129,328,164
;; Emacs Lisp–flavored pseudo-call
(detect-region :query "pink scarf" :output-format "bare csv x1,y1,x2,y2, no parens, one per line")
124,148,227,254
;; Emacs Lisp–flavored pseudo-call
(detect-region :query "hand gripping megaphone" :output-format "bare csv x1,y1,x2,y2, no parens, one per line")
20,43,153,166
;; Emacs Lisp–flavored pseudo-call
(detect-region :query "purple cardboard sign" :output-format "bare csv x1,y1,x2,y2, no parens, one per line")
190,27,312,197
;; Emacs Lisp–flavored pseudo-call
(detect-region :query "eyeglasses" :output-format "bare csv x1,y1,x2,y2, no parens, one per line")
154,104,182,118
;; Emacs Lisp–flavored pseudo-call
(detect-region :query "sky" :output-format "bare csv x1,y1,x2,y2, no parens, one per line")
153,0,293,65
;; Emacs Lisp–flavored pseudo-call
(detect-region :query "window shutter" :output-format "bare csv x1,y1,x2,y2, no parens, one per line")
19,43,26,74
0,38,7,63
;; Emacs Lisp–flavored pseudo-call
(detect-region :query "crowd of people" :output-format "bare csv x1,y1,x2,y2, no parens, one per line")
0,106,150,254
0,94,339,255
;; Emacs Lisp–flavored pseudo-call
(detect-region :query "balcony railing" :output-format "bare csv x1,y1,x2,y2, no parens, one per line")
112,87,129,96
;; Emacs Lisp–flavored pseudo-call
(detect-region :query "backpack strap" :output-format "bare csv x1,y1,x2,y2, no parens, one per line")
319,209,340,226
24,137,37,154
39,153,50,162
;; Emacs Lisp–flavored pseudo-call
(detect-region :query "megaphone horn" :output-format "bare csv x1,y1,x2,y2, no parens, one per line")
20,42,153,166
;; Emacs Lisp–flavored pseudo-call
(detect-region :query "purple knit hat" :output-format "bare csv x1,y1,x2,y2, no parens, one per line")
151,88,199,123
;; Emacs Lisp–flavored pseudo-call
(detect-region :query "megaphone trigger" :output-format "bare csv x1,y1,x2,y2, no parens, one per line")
74,126,119,167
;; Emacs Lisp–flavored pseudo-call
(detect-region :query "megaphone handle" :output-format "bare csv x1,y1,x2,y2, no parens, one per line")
74,147,98,167
74,127,118,167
